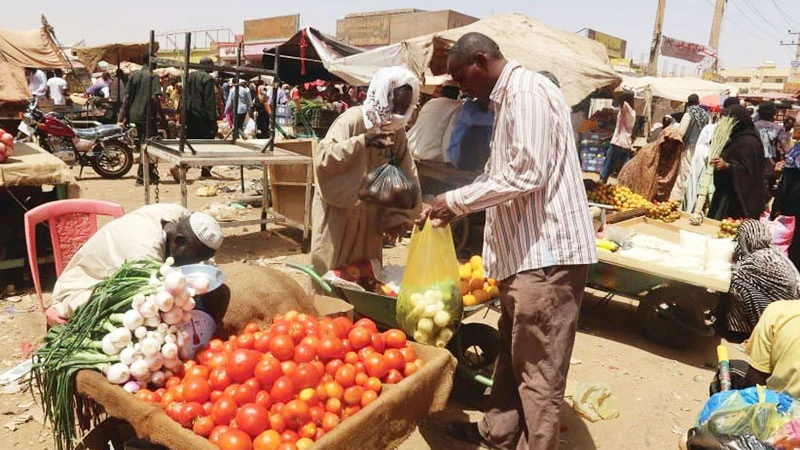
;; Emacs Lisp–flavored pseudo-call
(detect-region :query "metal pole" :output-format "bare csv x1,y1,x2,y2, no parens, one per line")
232,46,241,144
143,30,155,204
179,32,191,153
269,46,280,153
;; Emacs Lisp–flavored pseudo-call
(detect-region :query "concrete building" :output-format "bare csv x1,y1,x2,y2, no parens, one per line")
719,61,792,94
336,9,478,48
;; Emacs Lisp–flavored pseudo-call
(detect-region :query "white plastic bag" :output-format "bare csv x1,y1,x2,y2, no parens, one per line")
244,117,256,137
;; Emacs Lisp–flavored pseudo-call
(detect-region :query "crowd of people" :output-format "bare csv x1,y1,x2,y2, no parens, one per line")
602,88,800,438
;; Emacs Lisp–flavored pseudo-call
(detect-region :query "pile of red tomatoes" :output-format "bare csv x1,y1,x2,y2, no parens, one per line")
134,311,424,450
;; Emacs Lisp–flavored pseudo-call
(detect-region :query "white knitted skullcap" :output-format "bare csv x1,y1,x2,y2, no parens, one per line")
189,212,223,250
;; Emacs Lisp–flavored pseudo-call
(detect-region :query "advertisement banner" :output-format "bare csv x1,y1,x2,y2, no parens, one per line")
661,35,717,67
586,29,627,59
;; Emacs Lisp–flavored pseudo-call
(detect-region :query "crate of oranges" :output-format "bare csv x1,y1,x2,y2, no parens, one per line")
458,255,500,307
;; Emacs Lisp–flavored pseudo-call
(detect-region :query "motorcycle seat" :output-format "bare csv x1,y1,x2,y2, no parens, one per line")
74,124,124,140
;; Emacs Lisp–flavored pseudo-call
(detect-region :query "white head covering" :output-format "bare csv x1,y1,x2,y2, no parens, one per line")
189,212,223,250
362,66,420,131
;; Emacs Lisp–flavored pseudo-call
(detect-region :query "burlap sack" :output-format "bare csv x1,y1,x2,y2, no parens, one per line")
313,343,456,450
73,263,457,450
218,262,317,337
76,343,456,450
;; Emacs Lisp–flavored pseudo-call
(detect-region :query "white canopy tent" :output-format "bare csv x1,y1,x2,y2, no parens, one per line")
620,76,739,102
326,14,621,106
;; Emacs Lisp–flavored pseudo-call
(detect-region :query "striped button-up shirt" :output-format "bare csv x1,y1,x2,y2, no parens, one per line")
445,60,597,281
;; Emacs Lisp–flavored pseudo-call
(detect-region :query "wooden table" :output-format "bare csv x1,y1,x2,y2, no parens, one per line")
142,139,313,239
0,143,80,271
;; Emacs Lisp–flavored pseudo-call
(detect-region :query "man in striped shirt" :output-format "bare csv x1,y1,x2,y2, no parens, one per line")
422,33,597,450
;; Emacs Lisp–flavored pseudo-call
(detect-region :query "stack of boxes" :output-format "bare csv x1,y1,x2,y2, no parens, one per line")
579,133,611,173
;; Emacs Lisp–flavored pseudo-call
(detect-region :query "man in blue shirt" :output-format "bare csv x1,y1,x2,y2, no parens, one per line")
446,98,494,171
225,80,252,136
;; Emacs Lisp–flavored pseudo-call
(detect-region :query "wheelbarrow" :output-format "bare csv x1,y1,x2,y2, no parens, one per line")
286,262,497,389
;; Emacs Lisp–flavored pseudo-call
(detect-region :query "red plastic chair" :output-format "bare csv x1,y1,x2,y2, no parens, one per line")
24,199,125,322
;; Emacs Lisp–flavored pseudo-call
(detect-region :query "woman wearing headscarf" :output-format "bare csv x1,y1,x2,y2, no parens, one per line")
618,125,683,202
717,220,800,341
311,67,422,275
707,105,766,220
772,141,800,268
670,94,710,200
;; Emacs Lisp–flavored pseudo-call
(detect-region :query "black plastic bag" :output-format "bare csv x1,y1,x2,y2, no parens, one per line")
687,428,776,450
358,159,420,210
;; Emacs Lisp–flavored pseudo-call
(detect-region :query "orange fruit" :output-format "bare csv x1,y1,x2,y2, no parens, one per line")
458,264,472,280
469,278,484,292
462,294,478,307
487,286,500,298
460,280,470,295
486,278,497,287
471,289,490,304
471,269,484,281
469,255,483,270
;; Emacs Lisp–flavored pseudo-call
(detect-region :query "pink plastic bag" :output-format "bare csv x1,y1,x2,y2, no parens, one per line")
761,213,796,256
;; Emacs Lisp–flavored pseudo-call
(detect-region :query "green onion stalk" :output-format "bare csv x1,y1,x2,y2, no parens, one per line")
694,116,737,214
32,259,162,450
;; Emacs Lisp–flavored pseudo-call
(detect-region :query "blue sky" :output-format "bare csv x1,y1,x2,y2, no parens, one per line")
9,0,800,70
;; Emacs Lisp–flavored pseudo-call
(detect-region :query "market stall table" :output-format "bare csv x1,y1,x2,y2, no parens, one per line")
590,214,731,348
0,142,80,271
142,139,313,238
0,142,80,198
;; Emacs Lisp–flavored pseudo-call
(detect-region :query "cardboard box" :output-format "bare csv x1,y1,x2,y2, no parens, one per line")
313,294,354,321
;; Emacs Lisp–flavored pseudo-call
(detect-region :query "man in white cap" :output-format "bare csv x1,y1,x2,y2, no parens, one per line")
48,204,224,325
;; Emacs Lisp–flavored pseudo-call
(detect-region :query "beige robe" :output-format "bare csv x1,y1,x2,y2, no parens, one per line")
311,106,422,275
51,204,189,314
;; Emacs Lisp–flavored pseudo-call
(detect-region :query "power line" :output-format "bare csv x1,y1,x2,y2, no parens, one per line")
739,0,783,31
769,0,800,28
706,0,780,42
727,0,784,40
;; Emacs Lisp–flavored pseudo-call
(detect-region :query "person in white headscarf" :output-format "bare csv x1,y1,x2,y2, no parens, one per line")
311,66,422,275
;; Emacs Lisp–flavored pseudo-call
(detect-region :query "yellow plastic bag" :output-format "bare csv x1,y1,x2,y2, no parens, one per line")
396,219,463,347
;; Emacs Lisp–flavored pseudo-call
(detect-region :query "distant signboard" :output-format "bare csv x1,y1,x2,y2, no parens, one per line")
337,15,391,47
661,35,717,68
244,15,299,42
586,29,627,59
791,60,800,68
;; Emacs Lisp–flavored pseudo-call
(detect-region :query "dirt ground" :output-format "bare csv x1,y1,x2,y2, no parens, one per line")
0,164,739,449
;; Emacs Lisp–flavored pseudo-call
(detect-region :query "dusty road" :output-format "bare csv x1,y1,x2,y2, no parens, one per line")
0,164,734,449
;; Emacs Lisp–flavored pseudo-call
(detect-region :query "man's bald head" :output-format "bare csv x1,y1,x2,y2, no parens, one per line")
447,32,506,102
448,33,504,68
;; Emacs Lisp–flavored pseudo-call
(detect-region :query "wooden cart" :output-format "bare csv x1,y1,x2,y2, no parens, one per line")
590,214,730,348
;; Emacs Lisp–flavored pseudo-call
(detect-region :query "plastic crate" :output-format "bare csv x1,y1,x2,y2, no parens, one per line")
307,109,339,129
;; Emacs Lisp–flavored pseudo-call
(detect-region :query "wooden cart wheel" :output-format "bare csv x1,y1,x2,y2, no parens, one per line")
447,323,498,408
447,323,499,372
635,285,717,349
450,216,471,251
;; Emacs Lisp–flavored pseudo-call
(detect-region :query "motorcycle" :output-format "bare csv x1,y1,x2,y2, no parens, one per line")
16,98,134,179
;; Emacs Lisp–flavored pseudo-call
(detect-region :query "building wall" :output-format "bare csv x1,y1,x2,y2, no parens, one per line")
159,48,215,64
337,9,478,47
720,62,791,93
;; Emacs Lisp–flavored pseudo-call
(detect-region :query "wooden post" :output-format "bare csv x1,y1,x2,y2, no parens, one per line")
647,0,667,76
708,0,726,76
